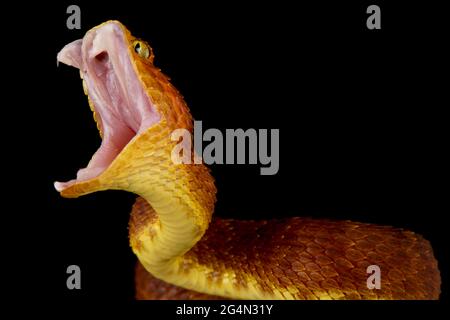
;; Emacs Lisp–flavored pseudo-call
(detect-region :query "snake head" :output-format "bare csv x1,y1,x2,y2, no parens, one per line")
54,20,193,198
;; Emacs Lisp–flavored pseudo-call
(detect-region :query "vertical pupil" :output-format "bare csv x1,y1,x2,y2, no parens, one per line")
135,42,141,52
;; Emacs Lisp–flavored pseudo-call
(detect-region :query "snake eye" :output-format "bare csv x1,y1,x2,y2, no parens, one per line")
133,40,151,59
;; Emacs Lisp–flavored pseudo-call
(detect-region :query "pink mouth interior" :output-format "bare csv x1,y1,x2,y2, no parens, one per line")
55,22,160,192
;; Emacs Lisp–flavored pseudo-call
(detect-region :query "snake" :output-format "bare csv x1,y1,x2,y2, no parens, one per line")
55,21,440,300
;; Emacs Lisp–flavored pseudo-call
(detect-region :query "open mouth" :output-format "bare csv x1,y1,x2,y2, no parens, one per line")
55,22,160,192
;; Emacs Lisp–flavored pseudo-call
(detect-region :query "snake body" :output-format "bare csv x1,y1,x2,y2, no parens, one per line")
56,21,440,300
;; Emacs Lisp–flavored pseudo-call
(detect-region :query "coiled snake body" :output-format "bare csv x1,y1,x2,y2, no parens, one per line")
56,21,440,300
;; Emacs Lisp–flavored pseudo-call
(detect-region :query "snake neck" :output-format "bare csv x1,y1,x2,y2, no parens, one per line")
124,124,283,299
124,122,217,283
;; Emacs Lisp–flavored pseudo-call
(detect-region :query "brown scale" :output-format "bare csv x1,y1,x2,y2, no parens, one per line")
131,197,440,300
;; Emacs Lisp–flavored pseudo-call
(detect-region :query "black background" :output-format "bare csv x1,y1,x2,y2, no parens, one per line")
6,0,448,315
